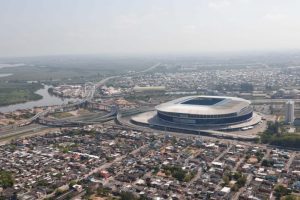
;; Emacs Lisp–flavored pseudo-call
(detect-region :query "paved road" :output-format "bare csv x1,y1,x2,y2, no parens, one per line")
212,144,233,191
213,144,233,163
187,150,204,186
285,152,296,172
233,157,245,171
232,148,270,200
0,124,46,139
232,174,253,200
0,111,110,142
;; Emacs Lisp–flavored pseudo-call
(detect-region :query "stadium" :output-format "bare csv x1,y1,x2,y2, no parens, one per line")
129,95,263,139
155,96,253,126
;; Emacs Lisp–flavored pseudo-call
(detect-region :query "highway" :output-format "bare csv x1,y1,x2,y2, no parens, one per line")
28,62,160,125
116,111,260,141
0,124,49,145
0,124,44,136
1,63,161,140
0,109,117,142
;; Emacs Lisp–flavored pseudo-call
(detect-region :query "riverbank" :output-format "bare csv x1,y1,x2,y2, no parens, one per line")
0,84,78,113
0,82,43,107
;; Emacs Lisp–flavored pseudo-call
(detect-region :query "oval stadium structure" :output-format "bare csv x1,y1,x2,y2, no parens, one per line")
155,96,253,126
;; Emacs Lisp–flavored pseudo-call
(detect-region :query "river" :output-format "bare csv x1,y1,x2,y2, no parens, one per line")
0,85,78,113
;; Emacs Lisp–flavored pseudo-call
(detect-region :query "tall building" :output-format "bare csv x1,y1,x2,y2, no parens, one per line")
285,100,295,124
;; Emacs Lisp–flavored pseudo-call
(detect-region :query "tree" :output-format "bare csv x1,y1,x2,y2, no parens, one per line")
139,194,149,200
171,137,177,145
222,175,230,186
97,186,109,197
173,169,186,182
183,172,195,182
69,180,77,188
0,170,14,188
162,165,190,182
145,177,151,187
120,191,137,200
152,166,159,175
237,175,247,188
262,159,274,167
274,185,291,198
284,195,297,200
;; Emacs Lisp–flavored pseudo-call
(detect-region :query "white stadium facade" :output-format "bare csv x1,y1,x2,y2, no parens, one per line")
130,96,262,140
155,96,253,126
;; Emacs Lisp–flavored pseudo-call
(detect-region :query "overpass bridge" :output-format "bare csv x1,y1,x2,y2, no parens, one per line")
25,77,98,125
17,63,161,127
37,104,118,127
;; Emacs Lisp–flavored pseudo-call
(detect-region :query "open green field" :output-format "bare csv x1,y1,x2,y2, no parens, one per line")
0,82,43,107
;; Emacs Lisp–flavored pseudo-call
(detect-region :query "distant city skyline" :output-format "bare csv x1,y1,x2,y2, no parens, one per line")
1,0,300,57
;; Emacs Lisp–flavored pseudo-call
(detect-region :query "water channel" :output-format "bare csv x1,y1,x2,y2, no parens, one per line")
0,85,78,113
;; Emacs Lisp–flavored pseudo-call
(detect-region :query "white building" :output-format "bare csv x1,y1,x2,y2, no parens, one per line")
285,100,295,124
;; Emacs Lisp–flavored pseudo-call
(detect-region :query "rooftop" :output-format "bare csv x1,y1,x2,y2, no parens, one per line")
181,97,224,106
156,96,251,115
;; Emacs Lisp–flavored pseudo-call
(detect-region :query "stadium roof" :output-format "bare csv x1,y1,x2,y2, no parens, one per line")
155,96,251,115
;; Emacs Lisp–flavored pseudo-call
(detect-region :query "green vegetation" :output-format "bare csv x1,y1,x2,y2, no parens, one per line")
36,179,51,187
260,122,300,149
54,188,65,197
282,195,300,200
68,180,77,188
152,166,159,175
162,165,195,182
0,82,43,106
274,184,291,199
0,58,154,82
96,186,110,197
262,133,300,148
261,159,275,167
120,191,138,200
0,170,14,188
54,143,78,153
222,171,247,190
255,151,264,162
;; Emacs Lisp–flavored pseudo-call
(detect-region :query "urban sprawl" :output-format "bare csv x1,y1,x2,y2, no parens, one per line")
0,64,300,200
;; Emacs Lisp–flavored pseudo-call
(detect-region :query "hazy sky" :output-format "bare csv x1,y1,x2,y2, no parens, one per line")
1,0,300,57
